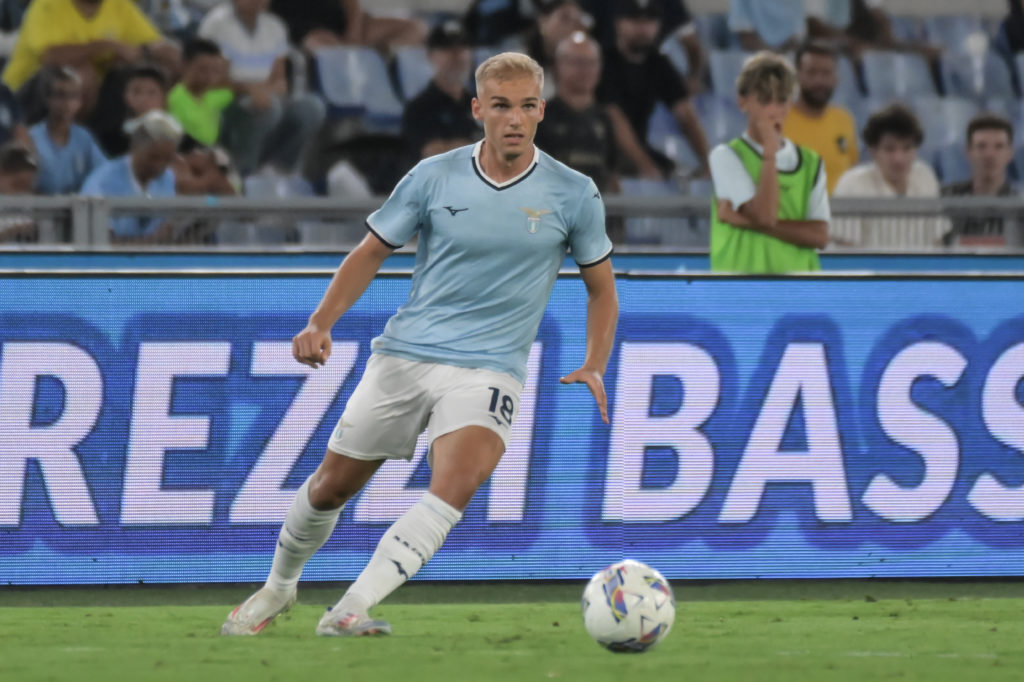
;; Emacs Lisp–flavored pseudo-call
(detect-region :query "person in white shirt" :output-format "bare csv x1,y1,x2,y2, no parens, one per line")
832,103,947,248
198,0,325,177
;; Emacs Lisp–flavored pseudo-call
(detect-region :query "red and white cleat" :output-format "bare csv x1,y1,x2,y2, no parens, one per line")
315,609,392,637
220,586,296,636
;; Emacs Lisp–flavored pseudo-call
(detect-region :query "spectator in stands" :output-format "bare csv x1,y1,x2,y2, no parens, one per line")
783,42,858,195
833,103,945,247
598,0,709,179
2,0,181,119
0,80,29,148
524,0,588,98
0,0,29,65
728,0,804,53
0,142,39,242
29,67,106,194
199,0,325,177
270,0,426,53
942,114,1019,246
401,21,478,162
168,38,234,149
535,31,617,194
97,65,168,156
709,52,829,273
173,144,236,196
81,110,181,244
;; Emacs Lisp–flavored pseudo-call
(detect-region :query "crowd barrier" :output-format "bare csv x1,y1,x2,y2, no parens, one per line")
2,195,1024,251
1,270,1023,584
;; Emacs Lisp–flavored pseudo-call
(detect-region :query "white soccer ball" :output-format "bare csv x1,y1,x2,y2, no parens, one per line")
580,559,675,653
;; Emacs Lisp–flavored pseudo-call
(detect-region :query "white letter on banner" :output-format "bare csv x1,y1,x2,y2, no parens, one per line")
353,343,542,523
120,342,230,525
603,342,718,523
229,340,358,523
969,343,1024,521
720,343,851,523
0,343,101,526
862,341,966,523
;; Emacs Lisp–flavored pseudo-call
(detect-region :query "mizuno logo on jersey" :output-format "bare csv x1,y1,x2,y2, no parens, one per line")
444,205,469,216
520,207,552,233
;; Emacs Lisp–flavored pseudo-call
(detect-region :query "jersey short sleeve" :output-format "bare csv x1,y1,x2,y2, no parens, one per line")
568,179,613,267
365,168,425,247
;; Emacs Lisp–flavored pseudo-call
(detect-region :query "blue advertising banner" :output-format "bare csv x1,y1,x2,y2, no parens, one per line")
1,273,1024,584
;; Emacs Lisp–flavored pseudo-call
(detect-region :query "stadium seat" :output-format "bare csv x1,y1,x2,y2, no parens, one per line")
646,103,700,170
619,177,699,247
708,49,749,97
660,34,689,79
832,54,863,109
313,46,404,130
914,95,978,152
942,49,1015,101
888,15,925,42
693,94,746,146
932,142,971,185
924,14,986,55
694,13,734,50
394,46,434,102
861,51,936,99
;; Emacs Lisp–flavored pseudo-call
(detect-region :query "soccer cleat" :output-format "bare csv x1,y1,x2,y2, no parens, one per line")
220,586,297,636
315,608,392,637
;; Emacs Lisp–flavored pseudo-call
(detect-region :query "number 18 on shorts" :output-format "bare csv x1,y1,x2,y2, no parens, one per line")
327,354,523,462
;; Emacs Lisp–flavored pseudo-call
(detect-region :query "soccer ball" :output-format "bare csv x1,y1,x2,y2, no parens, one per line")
580,559,675,653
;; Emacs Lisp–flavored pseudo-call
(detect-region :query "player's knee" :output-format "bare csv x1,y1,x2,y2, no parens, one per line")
307,470,360,510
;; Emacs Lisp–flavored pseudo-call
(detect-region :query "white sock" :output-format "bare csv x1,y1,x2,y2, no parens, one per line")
265,477,342,594
334,492,461,614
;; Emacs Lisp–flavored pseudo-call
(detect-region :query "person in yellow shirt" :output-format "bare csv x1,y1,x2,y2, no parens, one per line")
3,0,179,117
783,40,858,195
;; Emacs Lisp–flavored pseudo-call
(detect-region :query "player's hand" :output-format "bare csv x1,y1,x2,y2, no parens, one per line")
292,323,332,368
754,115,781,157
560,366,609,424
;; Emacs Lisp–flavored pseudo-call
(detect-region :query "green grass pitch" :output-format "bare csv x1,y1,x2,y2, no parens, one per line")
2,581,1024,682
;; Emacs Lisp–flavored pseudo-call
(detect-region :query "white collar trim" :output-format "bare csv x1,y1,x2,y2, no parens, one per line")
472,140,540,189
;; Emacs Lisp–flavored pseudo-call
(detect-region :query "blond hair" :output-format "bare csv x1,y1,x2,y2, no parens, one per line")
475,52,544,94
735,51,796,102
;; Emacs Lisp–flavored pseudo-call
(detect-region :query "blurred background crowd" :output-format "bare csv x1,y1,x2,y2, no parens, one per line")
0,0,1021,247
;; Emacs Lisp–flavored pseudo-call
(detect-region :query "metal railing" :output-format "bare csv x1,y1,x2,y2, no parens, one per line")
1,195,1022,251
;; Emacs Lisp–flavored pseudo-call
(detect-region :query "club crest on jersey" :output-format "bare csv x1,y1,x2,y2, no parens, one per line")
520,207,552,233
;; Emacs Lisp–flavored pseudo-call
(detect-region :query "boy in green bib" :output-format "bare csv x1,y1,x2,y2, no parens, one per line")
709,52,830,273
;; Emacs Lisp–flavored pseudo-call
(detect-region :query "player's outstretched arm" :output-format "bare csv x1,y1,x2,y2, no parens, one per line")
560,259,618,424
292,232,394,368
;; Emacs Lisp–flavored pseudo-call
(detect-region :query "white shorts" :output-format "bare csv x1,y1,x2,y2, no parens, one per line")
327,353,523,462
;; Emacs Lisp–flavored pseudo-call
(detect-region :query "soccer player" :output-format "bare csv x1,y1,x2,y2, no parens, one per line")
221,52,618,637
709,51,829,273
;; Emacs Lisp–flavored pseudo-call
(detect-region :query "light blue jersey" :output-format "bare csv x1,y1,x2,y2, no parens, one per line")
81,156,176,238
367,141,613,383
29,122,106,194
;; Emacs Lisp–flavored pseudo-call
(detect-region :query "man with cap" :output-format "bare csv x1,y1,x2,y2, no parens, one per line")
401,20,479,161
81,109,181,243
597,0,709,179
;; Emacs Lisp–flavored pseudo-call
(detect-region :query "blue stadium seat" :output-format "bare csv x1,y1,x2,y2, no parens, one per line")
394,46,434,102
924,14,986,55
708,49,749,97
660,34,689,79
889,15,925,42
646,103,700,171
694,13,734,50
861,51,936,99
942,49,1015,101
618,178,699,247
914,95,978,152
932,142,971,184
313,46,404,130
693,94,746,146
832,55,863,109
